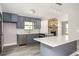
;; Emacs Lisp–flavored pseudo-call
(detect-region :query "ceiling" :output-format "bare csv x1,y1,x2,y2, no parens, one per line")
1,3,79,19
1,3,65,19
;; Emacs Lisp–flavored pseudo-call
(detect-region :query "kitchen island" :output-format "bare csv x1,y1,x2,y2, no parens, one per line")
34,36,77,56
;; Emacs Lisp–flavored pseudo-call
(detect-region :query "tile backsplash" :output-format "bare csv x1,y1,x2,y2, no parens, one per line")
16,29,40,34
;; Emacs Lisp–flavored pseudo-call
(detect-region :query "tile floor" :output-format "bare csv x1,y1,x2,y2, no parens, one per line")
70,48,79,56
2,43,79,56
2,43,40,56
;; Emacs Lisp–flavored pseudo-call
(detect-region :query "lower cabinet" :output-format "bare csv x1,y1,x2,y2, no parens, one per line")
26,34,39,44
17,34,39,45
17,34,27,45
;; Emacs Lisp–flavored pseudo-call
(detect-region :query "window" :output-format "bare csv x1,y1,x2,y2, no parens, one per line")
65,23,68,34
24,22,33,30
62,21,68,35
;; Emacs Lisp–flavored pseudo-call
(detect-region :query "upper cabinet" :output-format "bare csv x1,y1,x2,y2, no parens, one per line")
37,19,41,29
3,12,41,29
34,18,41,29
3,12,18,22
3,12,11,22
24,17,41,29
11,14,18,22
25,17,31,22
16,16,25,28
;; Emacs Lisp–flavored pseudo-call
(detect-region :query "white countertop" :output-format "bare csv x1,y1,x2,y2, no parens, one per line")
34,35,78,47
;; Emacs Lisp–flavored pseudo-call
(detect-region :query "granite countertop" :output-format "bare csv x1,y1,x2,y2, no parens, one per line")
34,35,78,47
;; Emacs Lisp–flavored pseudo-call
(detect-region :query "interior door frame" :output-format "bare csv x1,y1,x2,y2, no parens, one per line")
0,12,4,54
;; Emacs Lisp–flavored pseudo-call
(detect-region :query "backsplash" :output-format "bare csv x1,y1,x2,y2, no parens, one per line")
16,29,40,34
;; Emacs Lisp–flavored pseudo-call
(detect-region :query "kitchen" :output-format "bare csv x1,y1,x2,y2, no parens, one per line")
0,3,79,56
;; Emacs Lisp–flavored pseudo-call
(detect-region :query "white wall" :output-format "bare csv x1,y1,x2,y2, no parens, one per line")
3,23,17,46
61,4,79,49
40,15,68,36
40,19,48,34
40,4,79,43
58,14,68,36
69,5,79,49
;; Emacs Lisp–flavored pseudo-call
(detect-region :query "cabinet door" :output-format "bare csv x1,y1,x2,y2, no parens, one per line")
26,34,31,44
27,34,36,44
32,34,39,42
34,19,41,29
31,34,39,43
26,34,39,44
3,12,11,22
11,14,18,22
30,18,35,29
17,16,24,28
25,17,31,22
17,35,27,45
34,19,37,29
37,19,41,29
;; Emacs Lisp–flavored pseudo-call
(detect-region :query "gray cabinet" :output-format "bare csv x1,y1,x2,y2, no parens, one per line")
26,34,39,44
3,12,11,22
17,35,27,45
24,17,41,29
17,34,39,45
17,16,35,29
11,14,18,22
37,19,41,29
3,12,18,22
26,34,32,44
16,16,25,28
33,19,37,29
26,17,31,21
30,18,34,23
3,12,41,29
34,18,41,29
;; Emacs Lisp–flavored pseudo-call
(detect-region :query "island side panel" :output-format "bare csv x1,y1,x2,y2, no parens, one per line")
40,41,77,56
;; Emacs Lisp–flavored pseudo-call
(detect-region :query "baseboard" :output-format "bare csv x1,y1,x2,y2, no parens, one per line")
3,43,17,47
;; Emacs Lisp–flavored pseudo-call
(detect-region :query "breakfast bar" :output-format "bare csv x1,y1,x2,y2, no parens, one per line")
34,36,77,56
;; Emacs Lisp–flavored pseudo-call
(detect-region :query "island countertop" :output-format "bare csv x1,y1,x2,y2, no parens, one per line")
34,35,78,47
